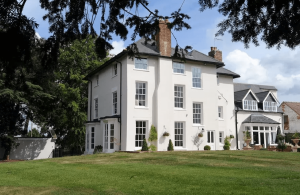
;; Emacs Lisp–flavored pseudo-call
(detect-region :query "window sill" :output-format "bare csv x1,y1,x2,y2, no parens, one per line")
191,87,202,90
173,73,186,76
218,118,224,121
174,108,186,111
135,106,149,110
192,124,204,127
133,68,149,72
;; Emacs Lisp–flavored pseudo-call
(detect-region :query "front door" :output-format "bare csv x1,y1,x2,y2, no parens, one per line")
103,123,115,153
207,130,215,150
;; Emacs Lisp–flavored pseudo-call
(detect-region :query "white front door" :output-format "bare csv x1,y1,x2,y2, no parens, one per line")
207,130,215,150
103,123,115,153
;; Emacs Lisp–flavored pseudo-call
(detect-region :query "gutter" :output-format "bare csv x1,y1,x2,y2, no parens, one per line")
116,60,122,151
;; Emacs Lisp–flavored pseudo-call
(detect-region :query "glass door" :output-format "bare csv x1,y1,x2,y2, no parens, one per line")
207,130,215,150
103,123,115,153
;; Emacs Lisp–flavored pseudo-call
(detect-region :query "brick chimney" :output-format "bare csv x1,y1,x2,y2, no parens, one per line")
208,47,222,62
155,19,171,56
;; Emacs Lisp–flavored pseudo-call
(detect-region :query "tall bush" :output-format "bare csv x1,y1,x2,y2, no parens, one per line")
141,138,148,151
223,136,231,150
167,139,174,151
148,125,158,142
276,134,286,152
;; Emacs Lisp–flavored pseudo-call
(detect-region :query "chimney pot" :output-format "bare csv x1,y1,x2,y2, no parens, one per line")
208,47,222,62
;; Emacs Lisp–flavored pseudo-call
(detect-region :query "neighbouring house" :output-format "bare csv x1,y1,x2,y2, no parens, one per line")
83,19,282,153
280,102,300,133
234,83,283,149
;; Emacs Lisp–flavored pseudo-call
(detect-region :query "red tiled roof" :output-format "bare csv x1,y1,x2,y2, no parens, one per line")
283,102,300,115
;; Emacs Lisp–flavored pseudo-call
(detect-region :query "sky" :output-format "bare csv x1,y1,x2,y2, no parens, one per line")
23,0,300,103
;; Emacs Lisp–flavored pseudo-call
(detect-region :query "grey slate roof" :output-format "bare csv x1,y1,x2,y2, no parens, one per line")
242,114,280,124
255,91,269,102
234,83,277,93
234,89,250,101
135,38,225,67
217,67,240,78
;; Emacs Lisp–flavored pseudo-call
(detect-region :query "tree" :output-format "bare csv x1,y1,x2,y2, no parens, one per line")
39,37,109,151
27,128,42,137
199,0,300,49
167,139,174,151
141,138,148,151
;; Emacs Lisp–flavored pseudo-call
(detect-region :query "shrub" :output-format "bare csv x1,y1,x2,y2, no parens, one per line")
230,135,234,139
292,132,300,139
93,145,103,154
223,145,230,150
163,132,169,136
148,125,158,142
204,145,211,150
223,136,231,150
141,138,148,151
167,139,174,151
149,144,157,151
277,134,287,152
244,130,251,140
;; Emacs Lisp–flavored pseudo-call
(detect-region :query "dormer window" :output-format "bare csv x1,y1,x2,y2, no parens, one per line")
243,100,257,111
264,101,277,112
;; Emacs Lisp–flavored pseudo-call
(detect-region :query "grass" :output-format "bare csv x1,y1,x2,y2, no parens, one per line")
0,151,300,194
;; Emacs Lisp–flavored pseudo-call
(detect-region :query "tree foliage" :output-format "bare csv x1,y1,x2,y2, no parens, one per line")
199,0,300,49
39,37,109,151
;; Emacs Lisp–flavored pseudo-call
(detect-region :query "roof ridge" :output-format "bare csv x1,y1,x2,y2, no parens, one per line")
255,91,269,94
192,49,223,63
235,89,251,93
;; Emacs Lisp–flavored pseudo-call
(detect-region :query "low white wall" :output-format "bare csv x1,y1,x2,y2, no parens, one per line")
1,138,55,160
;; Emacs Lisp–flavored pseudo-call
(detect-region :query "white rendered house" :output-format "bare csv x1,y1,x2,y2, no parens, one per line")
234,83,283,149
84,19,282,153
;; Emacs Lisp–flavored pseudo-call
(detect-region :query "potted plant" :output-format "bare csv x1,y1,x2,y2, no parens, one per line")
223,136,231,150
291,132,300,152
198,133,203,137
243,130,252,150
163,132,170,136
230,135,234,139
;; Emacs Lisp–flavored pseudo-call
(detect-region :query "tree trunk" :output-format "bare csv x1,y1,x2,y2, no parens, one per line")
6,155,9,161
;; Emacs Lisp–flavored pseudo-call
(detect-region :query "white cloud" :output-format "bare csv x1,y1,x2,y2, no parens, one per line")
224,49,300,102
225,50,268,84
110,41,125,55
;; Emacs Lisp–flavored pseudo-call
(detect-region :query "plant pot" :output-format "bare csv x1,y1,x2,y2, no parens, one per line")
243,139,253,150
291,139,300,152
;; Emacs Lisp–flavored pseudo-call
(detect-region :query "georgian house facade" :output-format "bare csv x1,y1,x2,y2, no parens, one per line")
84,19,282,153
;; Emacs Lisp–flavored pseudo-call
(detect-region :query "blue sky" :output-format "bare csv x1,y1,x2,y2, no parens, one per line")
23,0,300,103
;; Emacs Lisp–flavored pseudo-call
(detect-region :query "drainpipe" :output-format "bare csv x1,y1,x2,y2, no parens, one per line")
90,79,92,121
235,109,239,150
116,60,122,151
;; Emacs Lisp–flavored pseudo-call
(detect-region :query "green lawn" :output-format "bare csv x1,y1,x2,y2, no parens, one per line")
0,151,300,194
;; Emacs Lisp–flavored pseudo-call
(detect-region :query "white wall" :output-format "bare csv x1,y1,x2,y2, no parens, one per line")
3,138,55,160
218,75,236,150
281,104,300,133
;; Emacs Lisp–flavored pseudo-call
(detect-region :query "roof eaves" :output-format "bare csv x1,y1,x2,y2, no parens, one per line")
217,72,240,78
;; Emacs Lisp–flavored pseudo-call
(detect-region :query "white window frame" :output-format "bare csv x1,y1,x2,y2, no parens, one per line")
218,106,223,119
110,124,114,149
86,129,89,150
173,62,185,74
91,127,95,149
192,67,201,88
174,85,184,109
135,121,147,149
174,122,184,147
112,91,117,114
193,102,202,125
245,125,278,148
219,131,224,144
134,58,148,70
243,100,258,111
96,75,99,86
135,82,147,107
263,101,277,112
94,98,98,119
112,64,117,77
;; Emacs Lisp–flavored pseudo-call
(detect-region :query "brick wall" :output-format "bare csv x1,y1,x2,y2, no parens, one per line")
155,19,171,57
208,47,222,62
